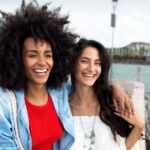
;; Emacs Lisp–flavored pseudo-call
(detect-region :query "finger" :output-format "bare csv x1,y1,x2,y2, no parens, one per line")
117,97,125,115
114,112,121,117
124,98,132,118
113,97,118,111
123,110,132,119
114,111,129,121
125,96,137,117
114,112,124,118
129,99,136,115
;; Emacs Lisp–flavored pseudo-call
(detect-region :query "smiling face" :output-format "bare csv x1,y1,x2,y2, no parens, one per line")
74,46,101,87
23,37,53,87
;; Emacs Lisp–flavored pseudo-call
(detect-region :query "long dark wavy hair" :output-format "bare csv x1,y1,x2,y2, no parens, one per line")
70,38,133,140
0,0,77,90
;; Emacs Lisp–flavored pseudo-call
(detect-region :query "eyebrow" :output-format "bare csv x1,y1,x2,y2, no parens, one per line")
80,57,101,61
26,49,52,53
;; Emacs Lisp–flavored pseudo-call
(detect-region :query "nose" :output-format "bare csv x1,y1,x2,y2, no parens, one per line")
88,62,95,71
37,55,46,66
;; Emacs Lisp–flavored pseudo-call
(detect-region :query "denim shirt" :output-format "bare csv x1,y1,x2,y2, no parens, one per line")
0,83,74,150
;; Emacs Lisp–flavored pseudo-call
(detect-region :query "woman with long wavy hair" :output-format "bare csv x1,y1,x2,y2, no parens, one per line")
69,38,145,150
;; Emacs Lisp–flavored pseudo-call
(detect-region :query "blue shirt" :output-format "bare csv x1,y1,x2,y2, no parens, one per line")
0,83,74,150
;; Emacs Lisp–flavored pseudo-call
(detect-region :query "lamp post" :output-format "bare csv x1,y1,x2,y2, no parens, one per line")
111,0,118,59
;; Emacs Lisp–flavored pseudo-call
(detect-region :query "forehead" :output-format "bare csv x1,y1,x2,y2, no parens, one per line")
80,46,100,58
23,37,51,50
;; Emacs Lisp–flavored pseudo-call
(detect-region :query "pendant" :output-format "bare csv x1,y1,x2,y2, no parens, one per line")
80,116,96,149
83,130,95,149
90,130,95,138
91,139,95,145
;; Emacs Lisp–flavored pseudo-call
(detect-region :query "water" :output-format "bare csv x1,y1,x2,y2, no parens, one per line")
111,63,150,102
111,63,150,149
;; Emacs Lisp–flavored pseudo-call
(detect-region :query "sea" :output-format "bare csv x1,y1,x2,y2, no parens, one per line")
111,63,150,103
111,63,150,149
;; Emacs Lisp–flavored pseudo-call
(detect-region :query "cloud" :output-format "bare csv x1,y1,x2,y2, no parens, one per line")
0,0,150,47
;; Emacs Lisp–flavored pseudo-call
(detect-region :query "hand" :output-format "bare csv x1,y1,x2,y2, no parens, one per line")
111,83,135,118
114,111,145,129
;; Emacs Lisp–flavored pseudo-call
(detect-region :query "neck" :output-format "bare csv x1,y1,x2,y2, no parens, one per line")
70,84,98,107
25,83,48,106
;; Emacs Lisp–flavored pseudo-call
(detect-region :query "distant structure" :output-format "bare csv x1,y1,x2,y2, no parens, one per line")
109,42,150,64
110,0,118,57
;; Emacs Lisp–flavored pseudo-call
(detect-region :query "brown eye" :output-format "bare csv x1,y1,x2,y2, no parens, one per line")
28,54,36,58
80,59,88,64
95,61,101,65
45,54,52,58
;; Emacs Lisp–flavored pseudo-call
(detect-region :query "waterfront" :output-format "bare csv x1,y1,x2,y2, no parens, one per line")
111,63,150,149
111,63,150,115
111,63,150,104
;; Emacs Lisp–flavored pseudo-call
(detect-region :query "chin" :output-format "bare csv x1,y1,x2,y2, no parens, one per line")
34,79,48,85
83,82,95,87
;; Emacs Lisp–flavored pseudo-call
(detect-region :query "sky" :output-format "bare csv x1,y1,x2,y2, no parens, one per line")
0,0,150,48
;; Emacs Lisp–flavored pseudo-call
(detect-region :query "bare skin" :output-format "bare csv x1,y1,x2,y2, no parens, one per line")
114,111,145,150
112,83,135,117
23,37,53,106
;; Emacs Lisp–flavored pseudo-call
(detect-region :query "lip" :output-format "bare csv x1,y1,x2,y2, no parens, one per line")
32,68,49,77
82,73,95,77
33,69,48,73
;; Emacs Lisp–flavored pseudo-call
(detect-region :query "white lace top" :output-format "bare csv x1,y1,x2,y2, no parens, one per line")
70,116,126,150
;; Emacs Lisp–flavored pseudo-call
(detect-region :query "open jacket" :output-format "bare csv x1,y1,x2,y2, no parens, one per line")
0,83,74,150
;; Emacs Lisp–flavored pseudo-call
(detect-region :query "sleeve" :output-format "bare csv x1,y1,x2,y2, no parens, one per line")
117,135,126,150
52,139,60,150
0,89,18,149
65,80,74,96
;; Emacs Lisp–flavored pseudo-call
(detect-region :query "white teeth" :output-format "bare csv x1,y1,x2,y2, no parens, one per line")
33,69,47,73
83,73,95,77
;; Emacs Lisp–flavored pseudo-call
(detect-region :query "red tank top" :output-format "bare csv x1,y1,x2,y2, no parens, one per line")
25,95,64,150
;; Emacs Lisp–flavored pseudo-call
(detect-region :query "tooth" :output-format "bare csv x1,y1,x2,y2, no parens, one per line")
83,73,94,77
34,69,47,73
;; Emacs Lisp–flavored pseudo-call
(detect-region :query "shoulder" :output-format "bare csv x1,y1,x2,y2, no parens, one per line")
47,82,72,114
48,81,73,95
0,88,23,117
0,87,11,107
61,80,73,95
0,88,12,123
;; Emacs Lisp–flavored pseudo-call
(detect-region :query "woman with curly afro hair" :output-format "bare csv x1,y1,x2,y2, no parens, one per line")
0,0,136,150
0,0,77,149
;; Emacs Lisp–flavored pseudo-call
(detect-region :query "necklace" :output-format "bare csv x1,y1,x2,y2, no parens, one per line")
80,116,96,150
69,92,98,149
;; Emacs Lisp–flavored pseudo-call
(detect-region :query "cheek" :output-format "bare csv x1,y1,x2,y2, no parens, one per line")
23,59,33,70
76,62,86,71
24,63,31,76
97,67,102,76
49,59,54,67
75,64,83,75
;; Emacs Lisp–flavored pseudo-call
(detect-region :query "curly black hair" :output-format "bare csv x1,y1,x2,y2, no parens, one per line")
0,0,77,90
70,38,133,141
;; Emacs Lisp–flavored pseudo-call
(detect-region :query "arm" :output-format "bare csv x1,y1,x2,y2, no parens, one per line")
111,82,135,117
0,93,17,148
125,126,144,150
0,117,18,149
114,111,145,150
